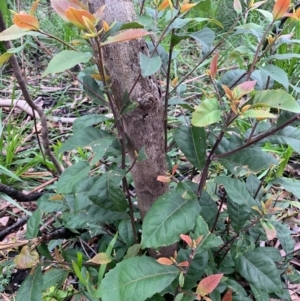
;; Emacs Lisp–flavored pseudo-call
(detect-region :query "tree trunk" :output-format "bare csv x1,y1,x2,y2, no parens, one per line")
88,0,175,256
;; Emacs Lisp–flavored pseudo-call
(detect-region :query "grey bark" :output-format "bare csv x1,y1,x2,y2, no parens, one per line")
88,1,167,217
88,0,175,256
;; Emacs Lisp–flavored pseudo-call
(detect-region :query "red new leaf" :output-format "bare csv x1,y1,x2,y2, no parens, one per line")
29,0,40,15
196,274,223,296
210,53,219,79
65,8,96,30
102,29,150,46
51,0,87,22
177,261,189,267
222,289,232,301
180,234,193,247
13,13,39,30
273,0,290,20
156,257,174,265
260,219,277,240
233,80,256,100
157,175,171,183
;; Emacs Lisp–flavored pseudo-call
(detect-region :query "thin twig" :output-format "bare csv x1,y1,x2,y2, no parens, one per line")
0,183,44,202
210,191,226,233
139,0,146,15
164,33,175,152
213,113,300,160
0,217,29,240
197,130,225,198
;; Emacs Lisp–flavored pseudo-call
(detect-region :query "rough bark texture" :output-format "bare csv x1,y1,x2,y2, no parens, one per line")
88,0,169,221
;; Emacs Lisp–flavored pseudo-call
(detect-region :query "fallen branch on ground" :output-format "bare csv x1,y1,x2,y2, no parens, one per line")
0,183,44,202
0,98,76,123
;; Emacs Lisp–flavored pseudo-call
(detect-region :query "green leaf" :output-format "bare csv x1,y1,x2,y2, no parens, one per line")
43,269,69,290
215,177,257,207
168,18,210,33
273,289,292,301
69,204,127,228
228,198,251,232
171,34,190,47
266,126,300,154
219,69,247,89
259,65,289,91
271,177,300,199
251,69,274,91
77,67,107,106
199,191,218,228
0,193,30,215
0,25,37,41
119,92,138,115
146,42,170,70
72,176,97,212
235,249,282,293
260,219,277,240
62,249,88,263
147,294,166,301
86,204,128,222
83,76,106,105
16,265,43,301
254,247,282,263
72,261,86,285
97,256,179,301
124,244,141,259
87,253,112,264
57,161,91,194
267,53,300,60
250,284,269,301
142,188,201,249
26,208,42,239
59,127,114,165
73,114,109,131
176,181,198,200
63,213,93,229
37,194,68,213
42,50,92,77
7,43,28,54
0,164,22,181
286,265,300,284
140,53,162,77
193,216,223,251
246,174,263,198
88,170,128,211
192,98,222,127
189,27,215,55
272,221,294,262
120,21,144,30
37,243,53,260
0,52,12,66
225,278,248,297
173,125,206,170
118,219,134,246
252,90,300,113
217,146,278,173
242,109,275,119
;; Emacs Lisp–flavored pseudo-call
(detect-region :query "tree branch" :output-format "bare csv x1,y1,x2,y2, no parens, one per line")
0,217,29,240
0,183,44,202
213,113,300,160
